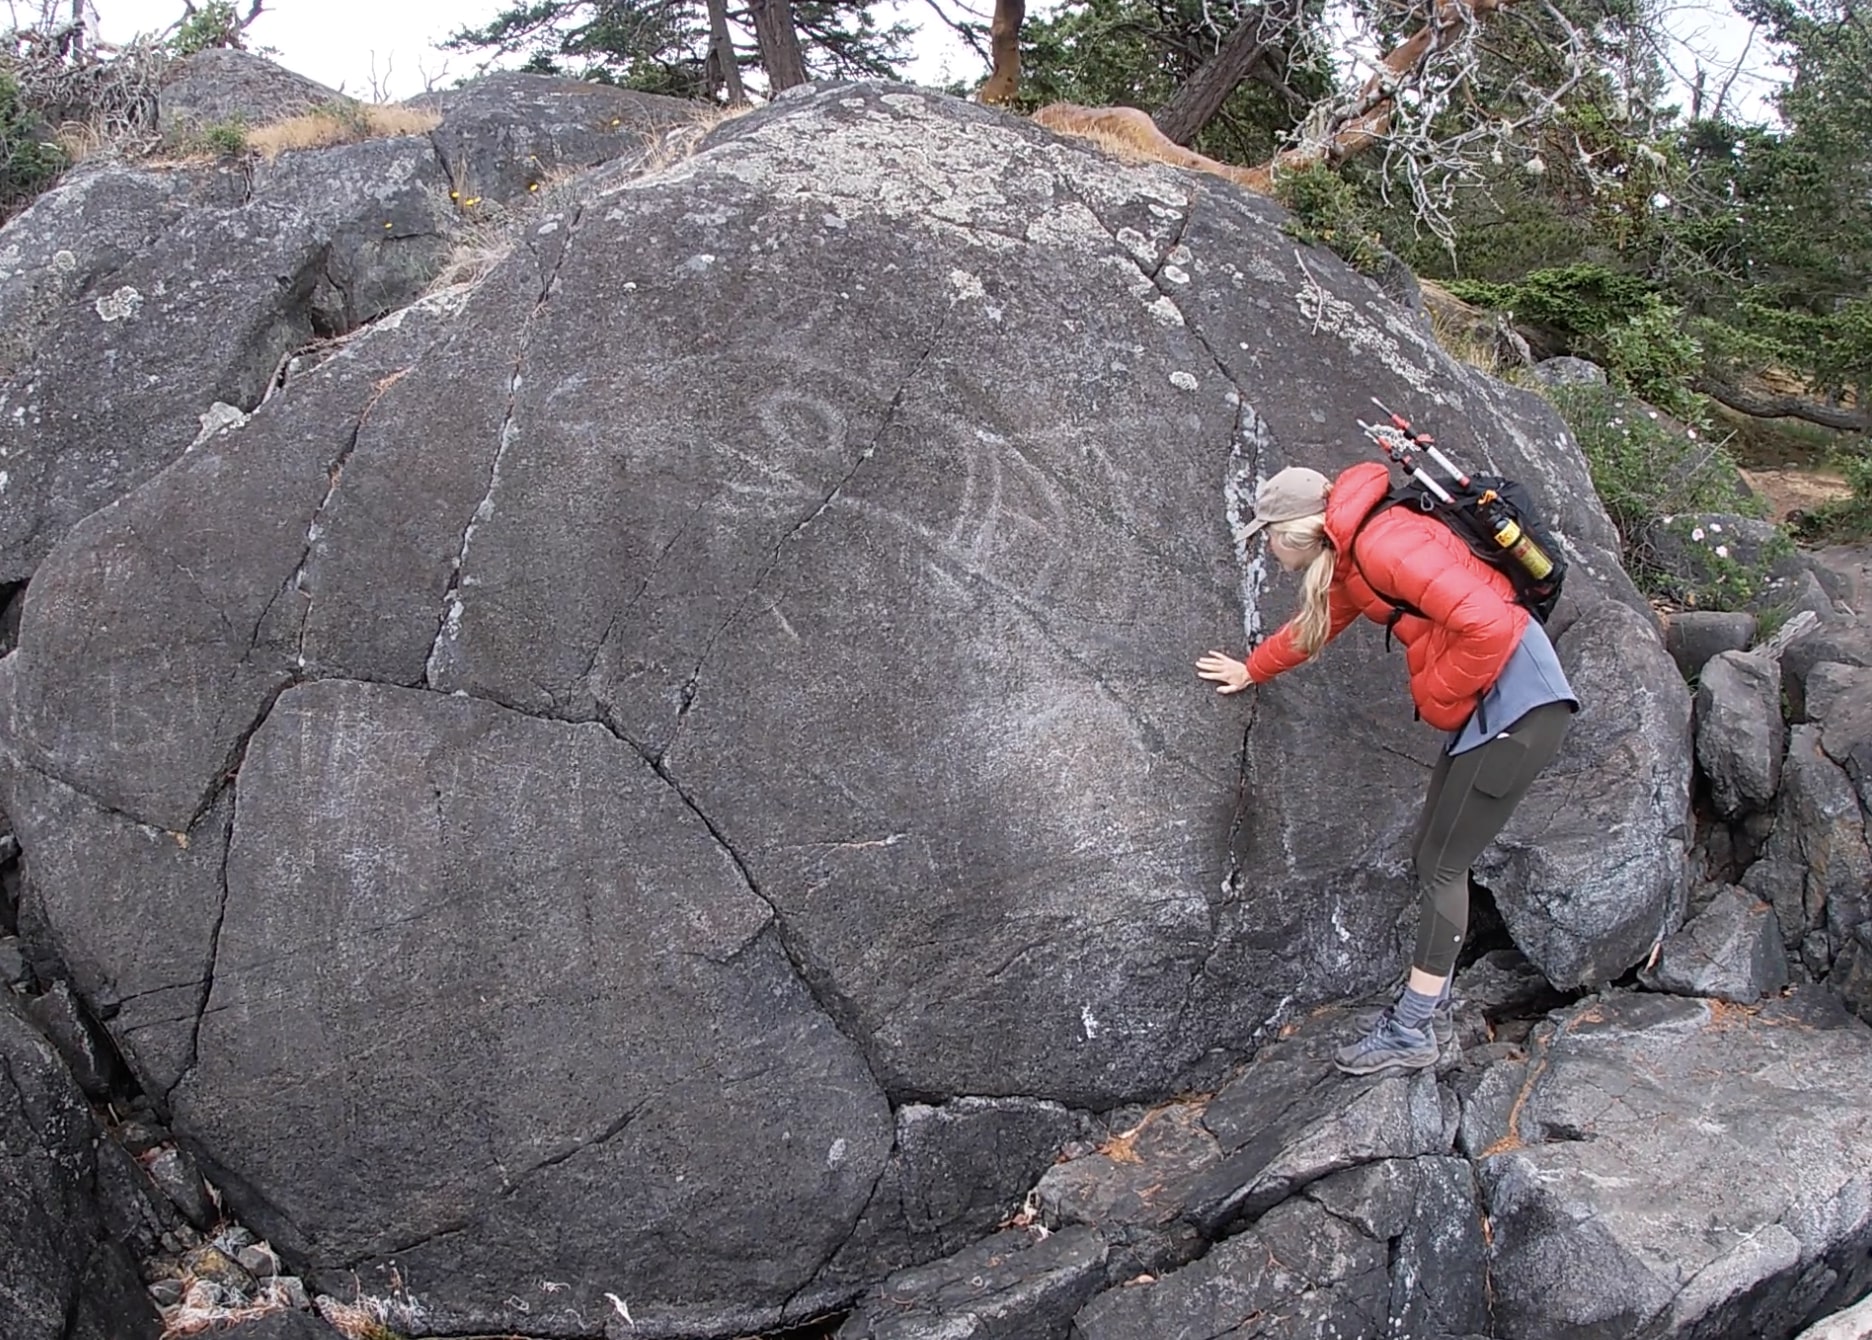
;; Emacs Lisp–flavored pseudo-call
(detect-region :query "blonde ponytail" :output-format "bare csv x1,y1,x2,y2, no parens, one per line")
1270,515,1336,655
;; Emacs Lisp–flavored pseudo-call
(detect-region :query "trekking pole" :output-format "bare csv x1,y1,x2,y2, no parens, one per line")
1361,402,1558,583
1369,398,1473,490
1357,415,1457,509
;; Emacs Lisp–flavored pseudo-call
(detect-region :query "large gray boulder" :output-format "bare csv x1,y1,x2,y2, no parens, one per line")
1639,883,1789,1003
157,48,342,135
415,73,701,204
1466,989,1872,1340
0,1000,163,1340
1073,1159,1487,1340
1697,649,1784,817
0,83,1689,1332
0,59,705,584
1743,724,1872,972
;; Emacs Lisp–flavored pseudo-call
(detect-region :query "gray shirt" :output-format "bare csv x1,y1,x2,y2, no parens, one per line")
1448,617,1578,755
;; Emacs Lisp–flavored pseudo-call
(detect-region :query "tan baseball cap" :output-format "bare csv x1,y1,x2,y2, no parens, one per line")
1242,466,1332,538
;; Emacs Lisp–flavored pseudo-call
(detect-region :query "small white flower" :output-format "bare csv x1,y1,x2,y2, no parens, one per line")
1686,428,1698,439
1710,522,1723,533
1715,544,1729,558
1691,527,1705,541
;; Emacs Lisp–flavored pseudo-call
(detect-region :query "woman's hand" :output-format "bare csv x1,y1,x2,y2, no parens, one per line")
1196,651,1253,695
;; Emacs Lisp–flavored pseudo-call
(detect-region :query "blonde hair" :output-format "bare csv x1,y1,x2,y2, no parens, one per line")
1269,515,1336,655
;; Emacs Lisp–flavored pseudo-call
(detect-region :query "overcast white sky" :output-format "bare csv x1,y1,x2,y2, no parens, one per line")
87,0,986,100
83,0,1780,118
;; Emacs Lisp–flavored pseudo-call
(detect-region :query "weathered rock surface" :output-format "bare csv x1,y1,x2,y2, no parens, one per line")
1697,649,1784,816
157,48,342,135
1665,609,1757,679
820,1097,1090,1292
1796,1287,1872,1339
0,61,703,582
0,81,1692,1332
1073,1156,1488,1340
1743,724,1872,973
1467,990,1872,1340
1531,355,1607,386
0,1000,163,1340
1036,1003,1454,1286
1640,883,1790,1002
416,72,701,204
835,1225,1107,1339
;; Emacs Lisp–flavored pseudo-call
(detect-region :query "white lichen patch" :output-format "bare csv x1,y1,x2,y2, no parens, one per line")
683,253,718,271
1161,264,1191,285
190,402,249,450
95,286,143,322
51,249,76,273
1026,201,1111,251
1296,279,1433,396
1226,407,1281,644
1147,294,1185,327
1115,226,1155,263
1169,370,1200,392
1242,253,1286,285
948,269,986,302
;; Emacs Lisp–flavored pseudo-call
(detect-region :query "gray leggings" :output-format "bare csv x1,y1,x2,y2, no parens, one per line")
1410,701,1572,977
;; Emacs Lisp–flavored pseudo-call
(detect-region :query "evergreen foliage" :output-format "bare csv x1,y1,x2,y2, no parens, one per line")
444,0,911,102
1013,0,1332,166
169,2,249,56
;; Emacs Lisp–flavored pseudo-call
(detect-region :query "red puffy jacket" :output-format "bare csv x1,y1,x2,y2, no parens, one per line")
1245,461,1527,731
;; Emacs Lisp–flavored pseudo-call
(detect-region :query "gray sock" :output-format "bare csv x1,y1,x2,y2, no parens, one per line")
1393,986,1441,1031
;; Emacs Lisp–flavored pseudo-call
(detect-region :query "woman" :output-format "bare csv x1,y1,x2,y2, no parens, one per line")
1196,463,1577,1075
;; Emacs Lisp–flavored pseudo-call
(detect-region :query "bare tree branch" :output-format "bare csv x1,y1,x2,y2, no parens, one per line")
1696,379,1869,431
919,0,992,64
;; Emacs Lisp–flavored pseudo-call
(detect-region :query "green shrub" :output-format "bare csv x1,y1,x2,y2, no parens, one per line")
1794,439,1872,542
200,118,248,157
171,1,245,57
1274,163,1385,274
0,67,66,217
1545,381,1778,604
1448,264,1705,419
1647,514,1793,609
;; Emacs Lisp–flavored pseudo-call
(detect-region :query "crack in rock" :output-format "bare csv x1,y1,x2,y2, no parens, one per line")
599,711,895,1108
660,309,955,756
168,799,234,1109
426,202,590,688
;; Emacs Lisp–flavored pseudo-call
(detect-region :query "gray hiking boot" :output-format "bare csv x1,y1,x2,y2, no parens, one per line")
1334,1014,1440,1075
1353,996,1455,1048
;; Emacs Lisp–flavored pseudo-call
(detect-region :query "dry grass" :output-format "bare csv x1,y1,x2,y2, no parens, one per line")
157,1278,296,1338
314,1295,408,1340
245,102,443,160
632,100,755,177
1420,277,1508,375
423,235,515,293
48,113,150,166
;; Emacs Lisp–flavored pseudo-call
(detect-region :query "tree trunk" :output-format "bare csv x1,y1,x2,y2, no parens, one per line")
1240,0,1510,189
1152,0,1292,146
706,0,747,103
750,0,809,93
980,0,1026,105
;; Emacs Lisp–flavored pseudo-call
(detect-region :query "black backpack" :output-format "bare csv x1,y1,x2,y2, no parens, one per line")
1350,472,1568,638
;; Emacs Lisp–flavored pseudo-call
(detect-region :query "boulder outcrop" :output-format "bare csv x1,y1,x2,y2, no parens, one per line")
0,67,1820,1339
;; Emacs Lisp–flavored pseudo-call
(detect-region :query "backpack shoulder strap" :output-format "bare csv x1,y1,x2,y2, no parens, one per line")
1348,487,1427,649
